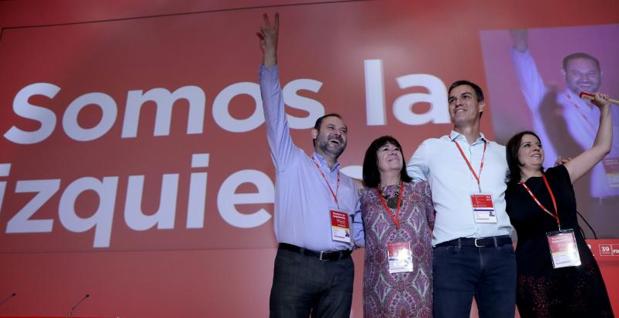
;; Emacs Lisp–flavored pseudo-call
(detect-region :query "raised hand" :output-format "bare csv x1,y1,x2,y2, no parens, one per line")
591,92,612,109
565,91,613,183
510,29,528,52
257,13,279,67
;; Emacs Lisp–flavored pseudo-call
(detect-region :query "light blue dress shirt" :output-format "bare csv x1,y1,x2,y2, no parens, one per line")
260,65,361,252
512,49,619,199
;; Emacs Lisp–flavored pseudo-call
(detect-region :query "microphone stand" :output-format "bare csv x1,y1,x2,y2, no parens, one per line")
67,294,90,318
576,209,598,240
0,292,16,307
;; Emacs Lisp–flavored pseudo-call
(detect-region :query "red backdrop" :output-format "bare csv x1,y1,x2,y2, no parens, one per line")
0,1,618,317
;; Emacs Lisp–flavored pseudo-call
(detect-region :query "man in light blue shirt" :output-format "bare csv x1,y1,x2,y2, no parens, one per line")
407,80,516,318
258,14,362,318
510,29,619,237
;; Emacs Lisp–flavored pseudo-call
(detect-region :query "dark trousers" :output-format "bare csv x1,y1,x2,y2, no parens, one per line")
433,239,517,318
269,247,354,318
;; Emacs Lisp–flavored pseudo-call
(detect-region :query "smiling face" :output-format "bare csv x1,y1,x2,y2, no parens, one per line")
312,115,348,159
517,133,544,173
376,142,403,174
564,57,601,95
448,84,485,127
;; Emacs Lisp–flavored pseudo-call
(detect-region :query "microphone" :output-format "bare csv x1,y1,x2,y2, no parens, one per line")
67,293,90,318
0,292,16,307
579,91,619,105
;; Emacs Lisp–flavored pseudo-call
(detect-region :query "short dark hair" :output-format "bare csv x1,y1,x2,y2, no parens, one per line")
506,130,543,186
362,135,412,188
314,113,342,130
448,80,484,102
562,52,600,71
312,113,343,146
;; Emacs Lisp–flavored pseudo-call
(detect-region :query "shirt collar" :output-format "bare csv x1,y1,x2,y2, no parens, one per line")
449,130,488,144
312,152,340,172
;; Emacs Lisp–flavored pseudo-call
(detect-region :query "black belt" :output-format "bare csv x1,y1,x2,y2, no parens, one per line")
436,235,512,248
279,243,352,261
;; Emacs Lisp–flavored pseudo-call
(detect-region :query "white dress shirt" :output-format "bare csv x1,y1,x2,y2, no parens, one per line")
407,131,513,246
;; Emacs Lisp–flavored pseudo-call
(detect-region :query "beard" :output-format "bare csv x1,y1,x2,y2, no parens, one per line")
568,81,600,95
317,136,346,158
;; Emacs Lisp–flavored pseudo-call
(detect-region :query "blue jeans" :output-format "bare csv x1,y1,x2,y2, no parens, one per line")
269,248,354,318
433,240,517,318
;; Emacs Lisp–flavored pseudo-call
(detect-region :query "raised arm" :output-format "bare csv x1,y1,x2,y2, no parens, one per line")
564,93,613,183
511,29,528,53
258,13,297,170
258,13,278,67
510,29,546,112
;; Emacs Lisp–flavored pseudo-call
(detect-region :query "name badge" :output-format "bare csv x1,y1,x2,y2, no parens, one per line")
330,210,351,243
387,241,413,273
471,194,497,223
603,157,619,188
546,229,581,269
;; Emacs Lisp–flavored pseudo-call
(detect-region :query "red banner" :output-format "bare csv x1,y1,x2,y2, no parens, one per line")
1,1,618,317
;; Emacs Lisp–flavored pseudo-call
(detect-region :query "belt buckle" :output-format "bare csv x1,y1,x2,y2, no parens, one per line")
474,238,483,248
319,251,327,261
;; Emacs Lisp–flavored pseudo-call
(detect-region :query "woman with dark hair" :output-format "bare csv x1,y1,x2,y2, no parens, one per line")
359,135,434,317
505,93,614,317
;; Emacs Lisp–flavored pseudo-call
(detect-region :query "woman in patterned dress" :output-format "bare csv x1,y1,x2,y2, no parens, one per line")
505,92,614,317
359,135,434,317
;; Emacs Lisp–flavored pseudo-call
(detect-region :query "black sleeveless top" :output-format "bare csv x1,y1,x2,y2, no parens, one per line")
506,165,613,317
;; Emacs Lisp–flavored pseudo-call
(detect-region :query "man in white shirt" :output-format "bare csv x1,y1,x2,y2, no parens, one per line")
510,29,619,237
407,80,516,318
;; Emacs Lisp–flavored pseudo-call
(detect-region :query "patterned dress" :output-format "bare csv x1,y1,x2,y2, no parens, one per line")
360,181,434,318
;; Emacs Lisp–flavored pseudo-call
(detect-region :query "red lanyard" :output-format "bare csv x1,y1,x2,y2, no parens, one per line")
375,181,404,229
453,139,487,193
520,174,561,229
312,159,340,208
